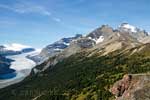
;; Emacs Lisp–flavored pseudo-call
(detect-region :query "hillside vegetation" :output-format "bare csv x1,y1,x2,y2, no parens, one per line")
0,44,150,100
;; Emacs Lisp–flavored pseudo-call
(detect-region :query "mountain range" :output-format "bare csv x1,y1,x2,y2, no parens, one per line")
30,23,150,72
0,43,35,56
27,34,82,64
0,23,150,100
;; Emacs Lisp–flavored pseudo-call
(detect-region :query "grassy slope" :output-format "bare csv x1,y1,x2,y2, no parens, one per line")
0,44,150,100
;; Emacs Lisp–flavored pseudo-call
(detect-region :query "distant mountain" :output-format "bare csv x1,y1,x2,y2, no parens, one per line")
28,34,82,63
40,34,82,57
0,43,35,56
118,23,149,40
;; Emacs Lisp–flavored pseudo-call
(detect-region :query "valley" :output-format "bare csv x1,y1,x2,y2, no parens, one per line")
0,23,149,100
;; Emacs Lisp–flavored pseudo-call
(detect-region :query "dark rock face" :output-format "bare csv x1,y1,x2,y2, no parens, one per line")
76,38,95,48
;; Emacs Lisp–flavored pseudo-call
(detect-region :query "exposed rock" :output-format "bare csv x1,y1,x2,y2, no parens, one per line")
139,36,150,44
110,74,150,100
40,34,82,58
30,34,82,63
32,37,95,72
86,25,114,43
111,75,132,97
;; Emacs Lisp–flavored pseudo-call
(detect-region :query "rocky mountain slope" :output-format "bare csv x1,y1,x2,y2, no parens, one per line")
28,34,82,64
32,23,149,72
29,23,149,65
0,23,149,100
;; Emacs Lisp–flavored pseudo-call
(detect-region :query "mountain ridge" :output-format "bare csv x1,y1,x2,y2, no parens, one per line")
29,23,150,65
0,23,149,100
31,23,149,72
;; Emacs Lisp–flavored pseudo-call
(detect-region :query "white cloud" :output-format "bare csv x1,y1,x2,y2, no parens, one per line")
0,3,51,16
53,17,61,22
0,2,62,23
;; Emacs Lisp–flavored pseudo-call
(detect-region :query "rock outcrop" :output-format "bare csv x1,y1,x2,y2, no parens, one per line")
110,74,150,100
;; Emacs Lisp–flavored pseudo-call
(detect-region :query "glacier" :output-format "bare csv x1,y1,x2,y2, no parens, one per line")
0,51,36,89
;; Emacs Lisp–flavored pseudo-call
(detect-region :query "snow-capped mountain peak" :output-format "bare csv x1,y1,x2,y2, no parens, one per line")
4,43,31,51
119,23,137,33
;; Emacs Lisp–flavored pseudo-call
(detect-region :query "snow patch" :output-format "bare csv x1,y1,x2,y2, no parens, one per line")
88,37,92,39
96,36,104,44
36,49,42,52
88,36,97,42
54,48,62,51
88,36,104,44
63,42,70,46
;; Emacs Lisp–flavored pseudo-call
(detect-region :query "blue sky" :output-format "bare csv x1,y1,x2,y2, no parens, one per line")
0,0,150,48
